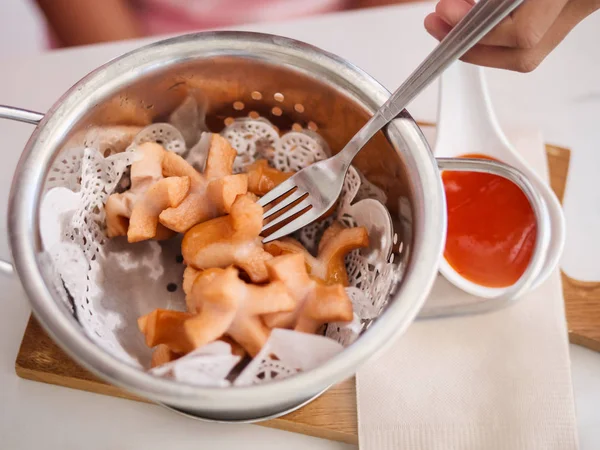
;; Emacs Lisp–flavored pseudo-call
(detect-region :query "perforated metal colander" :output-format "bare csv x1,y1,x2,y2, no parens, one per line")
2,32,447,421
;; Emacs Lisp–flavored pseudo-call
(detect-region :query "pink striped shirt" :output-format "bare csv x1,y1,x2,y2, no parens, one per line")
46,0,350,48
134,0,349,36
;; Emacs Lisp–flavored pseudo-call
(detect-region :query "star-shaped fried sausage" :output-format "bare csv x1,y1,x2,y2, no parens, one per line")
139,306,248,359
138,309,195,354
126,177,191,242
185,266,295,356
158,134,248,233
105,142,190,242
182,193,273,283
262,254,353,334
245,159,294,196
265,222,369,286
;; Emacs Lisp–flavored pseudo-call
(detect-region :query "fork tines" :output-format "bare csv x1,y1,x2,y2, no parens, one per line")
258,179,316,243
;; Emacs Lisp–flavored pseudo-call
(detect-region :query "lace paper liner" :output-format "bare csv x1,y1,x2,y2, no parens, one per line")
235,329,343,386
132,123,186,154
150,341,240,388
40,99,403,386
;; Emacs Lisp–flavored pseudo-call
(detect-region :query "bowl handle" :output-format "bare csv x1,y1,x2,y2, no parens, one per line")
0,105,44,276
418,157,551,319
0,105,44,125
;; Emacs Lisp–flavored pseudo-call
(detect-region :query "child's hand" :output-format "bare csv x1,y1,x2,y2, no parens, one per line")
424,0,600,72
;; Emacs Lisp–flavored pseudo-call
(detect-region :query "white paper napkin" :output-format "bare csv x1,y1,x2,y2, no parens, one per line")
357,127,579,450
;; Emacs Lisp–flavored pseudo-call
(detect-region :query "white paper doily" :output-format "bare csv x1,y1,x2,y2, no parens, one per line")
235,329,343,386
221,118,281,172
132,123,186,154
150,341,240,388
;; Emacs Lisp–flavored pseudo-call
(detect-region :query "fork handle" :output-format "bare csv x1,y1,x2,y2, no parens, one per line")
337,0,525,164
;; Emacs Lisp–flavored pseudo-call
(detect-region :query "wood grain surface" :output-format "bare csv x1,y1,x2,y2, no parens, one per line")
15,316,359,444
545,144,600,352
15,144,598,445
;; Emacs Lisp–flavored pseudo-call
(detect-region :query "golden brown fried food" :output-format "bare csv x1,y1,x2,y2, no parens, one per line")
245,159,294,196
265,222,369,286
263,254,353,333
185,267,295,356
182,193,273,283
138,309,195,354
105,142,190,242
159,134,247,232
146,330,244,364
127,176,190,243
107,135,248,240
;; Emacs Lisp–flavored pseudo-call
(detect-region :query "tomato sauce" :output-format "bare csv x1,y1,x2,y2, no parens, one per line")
441,154,537,288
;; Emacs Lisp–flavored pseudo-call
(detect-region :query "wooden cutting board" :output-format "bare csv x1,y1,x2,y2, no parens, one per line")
15,143,600,446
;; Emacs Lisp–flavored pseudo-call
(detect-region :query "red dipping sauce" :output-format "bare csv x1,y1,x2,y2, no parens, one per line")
442,154,537,288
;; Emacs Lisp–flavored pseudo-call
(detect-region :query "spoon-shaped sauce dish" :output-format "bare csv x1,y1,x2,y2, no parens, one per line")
434,61,565,298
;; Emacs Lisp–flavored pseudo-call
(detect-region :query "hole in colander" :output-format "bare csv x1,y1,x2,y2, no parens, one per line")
292,123,302,131
294,104,305,113
308,121,318,131
175,254,184,264
251,91,263,100
271,106,282,117
233,101,244,111
248,111,260,119
166,283,177,293
274,93,284,102
224,117,234,126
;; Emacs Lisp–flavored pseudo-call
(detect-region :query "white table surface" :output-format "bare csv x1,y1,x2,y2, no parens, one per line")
1,3,599,449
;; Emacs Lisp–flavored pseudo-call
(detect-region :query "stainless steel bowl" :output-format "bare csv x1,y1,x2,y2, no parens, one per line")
1,31,546,422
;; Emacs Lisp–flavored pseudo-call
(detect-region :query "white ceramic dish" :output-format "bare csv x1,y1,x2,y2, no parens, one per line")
434,61,566,298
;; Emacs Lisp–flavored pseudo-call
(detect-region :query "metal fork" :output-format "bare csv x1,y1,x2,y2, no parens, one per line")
259,0,524,242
